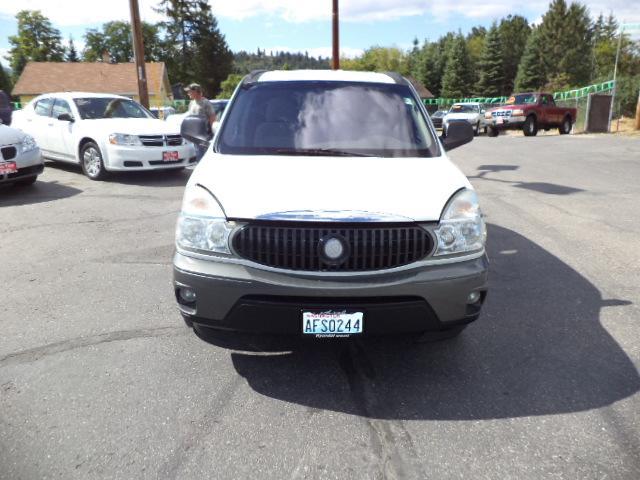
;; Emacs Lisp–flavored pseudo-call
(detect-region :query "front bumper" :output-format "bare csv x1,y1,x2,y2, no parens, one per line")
173,252,489,335
103,143,197,171
487,116,526,129
0,147,44,184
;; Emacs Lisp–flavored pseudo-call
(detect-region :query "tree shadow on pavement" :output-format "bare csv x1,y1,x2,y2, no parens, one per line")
469,165,584,196
0,180,82,207
195,224,639,420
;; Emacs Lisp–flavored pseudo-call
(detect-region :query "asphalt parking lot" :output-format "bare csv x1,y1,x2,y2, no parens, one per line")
1,134,639,479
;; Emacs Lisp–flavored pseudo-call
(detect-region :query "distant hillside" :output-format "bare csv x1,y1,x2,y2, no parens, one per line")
232,50,330,74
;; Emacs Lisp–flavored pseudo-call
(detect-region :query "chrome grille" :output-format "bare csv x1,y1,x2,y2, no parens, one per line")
492,110,512,117
139,135,164,147
232,222,434,272
166,135,183,146
138,135,182,147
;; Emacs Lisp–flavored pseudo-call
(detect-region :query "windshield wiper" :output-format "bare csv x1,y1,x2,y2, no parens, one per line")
273,148,374,157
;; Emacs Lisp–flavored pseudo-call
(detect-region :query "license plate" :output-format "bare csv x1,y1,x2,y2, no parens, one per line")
302,310,363,337
162,151,179,161
0,161,18,175
495,117,504,125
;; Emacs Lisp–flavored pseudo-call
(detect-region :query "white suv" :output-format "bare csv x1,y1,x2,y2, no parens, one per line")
174,70,487,340
12,92,196,180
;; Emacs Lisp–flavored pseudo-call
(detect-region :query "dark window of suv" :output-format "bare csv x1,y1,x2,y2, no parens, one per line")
217,81,439,157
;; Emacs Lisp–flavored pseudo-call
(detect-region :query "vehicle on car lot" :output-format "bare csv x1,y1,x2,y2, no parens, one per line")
485,92,576,137
11,92,196,180
443,102,488,136
165,99,229,132
174,70,488,341
0,123,43,187
149,105,176,119
0,90,12,126
430,110,446,129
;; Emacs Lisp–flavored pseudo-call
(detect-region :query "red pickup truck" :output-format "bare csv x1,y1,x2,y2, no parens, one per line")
485,92,576,137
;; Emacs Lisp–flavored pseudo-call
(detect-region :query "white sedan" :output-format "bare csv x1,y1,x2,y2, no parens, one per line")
443,102,488,136
12,92,196,180
0,123,43,186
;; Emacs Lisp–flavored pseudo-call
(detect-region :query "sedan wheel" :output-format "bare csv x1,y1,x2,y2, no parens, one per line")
81,142,107,180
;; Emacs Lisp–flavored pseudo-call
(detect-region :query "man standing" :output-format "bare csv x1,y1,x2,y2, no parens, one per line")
185,83,216,161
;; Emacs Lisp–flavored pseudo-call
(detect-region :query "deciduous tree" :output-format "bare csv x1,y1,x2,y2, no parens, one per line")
8,10,64,78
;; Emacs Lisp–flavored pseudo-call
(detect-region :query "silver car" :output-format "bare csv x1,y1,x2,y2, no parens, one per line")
0,123,43,186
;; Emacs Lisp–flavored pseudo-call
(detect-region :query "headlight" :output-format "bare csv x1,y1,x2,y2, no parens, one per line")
20,135,38,153
484,112,492,119
176,185,234,255
512,109,524,116
108,133,142,146
434,189,486,256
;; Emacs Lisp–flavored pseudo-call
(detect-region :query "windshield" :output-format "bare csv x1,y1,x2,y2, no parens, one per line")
73,97,153,120
217,81,439,157
506,94,538,105
449,104,479,113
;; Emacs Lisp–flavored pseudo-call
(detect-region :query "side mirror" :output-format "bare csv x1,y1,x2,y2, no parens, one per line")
441,120,474,151
181,115,210,146
58,113,74,122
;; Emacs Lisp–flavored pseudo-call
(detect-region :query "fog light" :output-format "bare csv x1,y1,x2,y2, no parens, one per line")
179,288,197,303
467,291,481,304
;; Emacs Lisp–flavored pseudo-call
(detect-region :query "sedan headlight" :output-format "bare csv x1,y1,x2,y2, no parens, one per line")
108,133,142,146
176,185,234,255
20,135,38,153
434,189,486,256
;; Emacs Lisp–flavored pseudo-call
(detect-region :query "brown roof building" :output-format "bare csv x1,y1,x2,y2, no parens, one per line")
12,62,173,107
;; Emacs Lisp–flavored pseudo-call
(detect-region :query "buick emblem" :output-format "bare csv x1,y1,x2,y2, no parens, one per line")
324,237,344,260
319,235,349,265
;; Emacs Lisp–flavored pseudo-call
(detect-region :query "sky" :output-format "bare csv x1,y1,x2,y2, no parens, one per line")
1,0,640,64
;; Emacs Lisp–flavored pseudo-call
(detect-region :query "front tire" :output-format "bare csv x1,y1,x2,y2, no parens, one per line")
523,115,538,136
474,122,480,136
81,142,107,180
487,126,499,137
559,116,572,135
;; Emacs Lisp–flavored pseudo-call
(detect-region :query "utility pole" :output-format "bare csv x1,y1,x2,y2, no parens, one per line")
332,0,340,70
129,0,149,108
608,25,623,132
636,91,640,130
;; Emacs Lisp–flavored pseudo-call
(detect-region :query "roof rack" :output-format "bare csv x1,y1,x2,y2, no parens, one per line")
242,70,267,85
382,71,408,85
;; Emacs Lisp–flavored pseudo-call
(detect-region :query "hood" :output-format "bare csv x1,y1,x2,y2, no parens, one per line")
0,124,27,146
191,154,471,222
81,118,181,136
445,112,480,121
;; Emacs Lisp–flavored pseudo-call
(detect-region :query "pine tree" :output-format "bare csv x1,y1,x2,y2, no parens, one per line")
441,35,474,98
537,0,592,87
157,0,232,96
475,23,505,97
499,15,531,94
66,36,79,62
515,28,546,91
